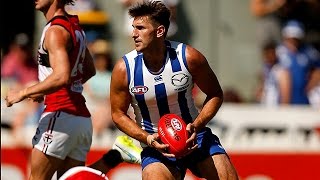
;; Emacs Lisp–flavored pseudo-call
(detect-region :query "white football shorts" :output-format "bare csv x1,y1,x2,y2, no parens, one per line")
32,111,92,161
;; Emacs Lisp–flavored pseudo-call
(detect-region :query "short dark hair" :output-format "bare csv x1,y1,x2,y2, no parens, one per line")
129,1,171,36
62,0,75,5
262,41,277,51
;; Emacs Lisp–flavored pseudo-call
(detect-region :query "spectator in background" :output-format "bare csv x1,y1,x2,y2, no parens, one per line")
1,33,38,86
255,41,291,106
66,0,111,47
1,33,42,146
224,87,244,104
250,0,286,48
278,0,320,52
251,0,320,54
277,20,320,105
84,39,115,137
66,0,96,12
308,82,320,110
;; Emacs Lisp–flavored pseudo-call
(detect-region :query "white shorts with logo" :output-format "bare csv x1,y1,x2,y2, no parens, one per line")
32,111,92,161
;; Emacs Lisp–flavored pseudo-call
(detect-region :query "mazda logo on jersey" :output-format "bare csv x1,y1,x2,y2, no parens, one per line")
171,73,189,86
131,86,149,95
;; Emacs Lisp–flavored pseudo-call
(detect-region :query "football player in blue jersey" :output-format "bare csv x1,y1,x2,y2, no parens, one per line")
110,1,239,179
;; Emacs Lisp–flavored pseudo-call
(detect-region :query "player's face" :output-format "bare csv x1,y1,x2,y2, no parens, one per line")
34,0,53,12
131,16,157,52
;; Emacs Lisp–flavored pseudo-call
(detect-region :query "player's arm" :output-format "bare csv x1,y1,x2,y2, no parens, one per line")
250,0,286,17
306,68,320,92
81,47,96,84
24,25,71,97
6,25,71,106
186,45,223,132
278,67,291,104
110,58,150,145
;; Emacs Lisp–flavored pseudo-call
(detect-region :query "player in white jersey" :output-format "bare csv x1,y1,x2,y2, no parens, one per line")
110,1,239,179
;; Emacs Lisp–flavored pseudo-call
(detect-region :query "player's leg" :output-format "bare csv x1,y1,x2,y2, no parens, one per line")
196,154,238,180
56,156,85,177
60,143,130,180
87,135,142,174
185,127,239,180
60,138,142,180
88,149,123,173
141,147,185,180
31,111,92,179
142,162,180,180
29,143,86,180
29,150,85,179
29,148,64,180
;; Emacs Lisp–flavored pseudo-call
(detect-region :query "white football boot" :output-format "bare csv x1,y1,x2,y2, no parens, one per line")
112,135,142,164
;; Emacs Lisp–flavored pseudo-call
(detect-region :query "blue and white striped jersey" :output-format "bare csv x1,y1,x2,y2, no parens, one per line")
123,40,199,134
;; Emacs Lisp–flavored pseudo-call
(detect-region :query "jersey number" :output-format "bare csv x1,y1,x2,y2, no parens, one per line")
71,30,86,77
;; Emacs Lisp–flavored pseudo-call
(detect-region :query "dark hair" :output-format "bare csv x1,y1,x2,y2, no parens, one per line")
62,0,75,5
129,1,171,36
262,41,277,51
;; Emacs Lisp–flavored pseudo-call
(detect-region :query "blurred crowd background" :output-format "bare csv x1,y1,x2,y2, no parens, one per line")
1,0,320,147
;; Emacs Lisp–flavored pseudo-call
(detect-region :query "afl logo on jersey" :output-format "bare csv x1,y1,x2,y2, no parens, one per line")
131,86,149,95
171,73,189,86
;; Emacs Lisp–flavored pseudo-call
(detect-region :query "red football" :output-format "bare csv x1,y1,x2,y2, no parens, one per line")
158,114,188,157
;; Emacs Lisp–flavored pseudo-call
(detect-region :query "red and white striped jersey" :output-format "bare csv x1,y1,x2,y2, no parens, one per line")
37,15,90,117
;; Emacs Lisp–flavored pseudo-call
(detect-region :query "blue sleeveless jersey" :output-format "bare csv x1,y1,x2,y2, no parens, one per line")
123,40,199,134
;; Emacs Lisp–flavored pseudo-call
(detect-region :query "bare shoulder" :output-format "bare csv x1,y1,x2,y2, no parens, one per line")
45,25,70,40
184,45,222,97
112,58,127,75
185,45,208,73
111,58,128,87
44,25,71,50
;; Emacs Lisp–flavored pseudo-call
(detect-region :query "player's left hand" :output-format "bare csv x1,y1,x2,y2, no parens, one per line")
5,89,25,107
184,123,198,155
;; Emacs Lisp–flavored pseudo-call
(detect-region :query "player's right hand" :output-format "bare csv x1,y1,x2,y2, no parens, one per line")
147,134,174,157
5,89,25,107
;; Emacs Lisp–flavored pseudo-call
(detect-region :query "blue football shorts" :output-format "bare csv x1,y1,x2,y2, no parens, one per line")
141,127,227,178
